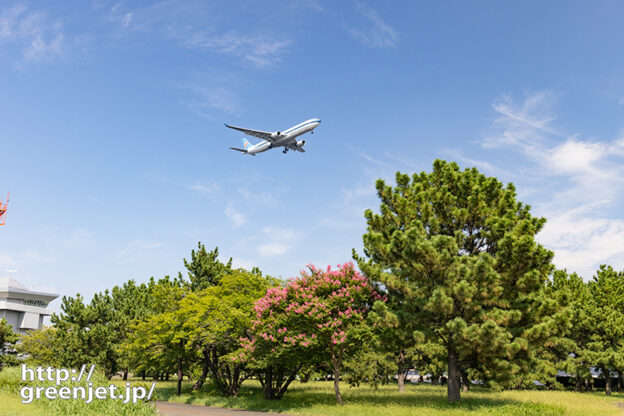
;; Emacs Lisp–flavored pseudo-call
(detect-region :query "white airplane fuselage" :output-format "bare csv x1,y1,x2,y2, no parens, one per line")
246,118,321,154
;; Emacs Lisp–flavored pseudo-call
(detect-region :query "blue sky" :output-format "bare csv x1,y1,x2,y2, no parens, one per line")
1,1,624,312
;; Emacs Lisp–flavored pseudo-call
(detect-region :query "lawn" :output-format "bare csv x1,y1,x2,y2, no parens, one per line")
154,379,624,416
2,365,623,416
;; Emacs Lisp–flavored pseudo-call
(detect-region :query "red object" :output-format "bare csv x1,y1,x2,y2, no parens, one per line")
0,193,8,225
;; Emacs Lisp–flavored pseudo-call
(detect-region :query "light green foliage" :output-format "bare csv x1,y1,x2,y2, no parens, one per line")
356,160,555,402
0,318,18,371
179,269,276,395
121,276,189,394
17,326,59,367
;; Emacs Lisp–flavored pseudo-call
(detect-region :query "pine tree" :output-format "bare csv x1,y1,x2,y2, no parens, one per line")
356,160,554,402
183,243,232,290
0,318,18,371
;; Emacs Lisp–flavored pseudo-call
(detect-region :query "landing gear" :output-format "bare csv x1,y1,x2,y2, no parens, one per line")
282,148,288,154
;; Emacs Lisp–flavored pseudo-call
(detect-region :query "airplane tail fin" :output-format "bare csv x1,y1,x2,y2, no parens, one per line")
242,138,252,150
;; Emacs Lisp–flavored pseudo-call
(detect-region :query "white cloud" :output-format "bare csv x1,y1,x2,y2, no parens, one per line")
0,4,65,64
187,180,221,195
347,4,398,48
181,31,290,68
258,243,290,257
121,12,132,29
179,74,242,117
538,202,624,278
257,226,300,257
480,91,624,278
225,204,246,228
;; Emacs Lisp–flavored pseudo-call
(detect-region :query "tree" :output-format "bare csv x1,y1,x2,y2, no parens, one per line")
183,243,232,291
111,280,151,380
180,269,276,395
0,318,18,371
585,265,624,395
52,291,122,379
540,270,588,390
356,160,554,402
18,327,59,367
243,263,379,404
121,276,189,395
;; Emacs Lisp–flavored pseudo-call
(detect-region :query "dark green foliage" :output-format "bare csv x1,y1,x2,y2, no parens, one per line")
0,318,18,371
356,160,555,402
584,265,624,395
183,243,232,290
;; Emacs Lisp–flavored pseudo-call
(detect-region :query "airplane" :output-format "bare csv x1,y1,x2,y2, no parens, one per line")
226,118,321,155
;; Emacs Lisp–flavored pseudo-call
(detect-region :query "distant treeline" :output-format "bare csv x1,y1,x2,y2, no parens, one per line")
5,160,624,405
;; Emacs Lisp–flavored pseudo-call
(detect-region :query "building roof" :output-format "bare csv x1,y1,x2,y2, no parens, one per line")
0,277,59,301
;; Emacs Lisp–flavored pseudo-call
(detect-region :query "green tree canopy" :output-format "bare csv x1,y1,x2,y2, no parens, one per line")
356,160,554,402
183,243,232,291
0,318,18,371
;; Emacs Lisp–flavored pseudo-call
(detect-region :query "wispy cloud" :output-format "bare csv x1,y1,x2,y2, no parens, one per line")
346,3,398,48
225,203,246,228
182,31,291,68
179,73,242,117
480,91,624,278
258,226,299,257
0,4,65,64
187,180,222,196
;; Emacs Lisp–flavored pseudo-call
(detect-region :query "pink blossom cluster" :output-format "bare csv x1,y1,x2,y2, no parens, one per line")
244,262,386,357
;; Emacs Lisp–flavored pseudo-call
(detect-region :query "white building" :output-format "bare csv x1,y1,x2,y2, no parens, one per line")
0,277,58,334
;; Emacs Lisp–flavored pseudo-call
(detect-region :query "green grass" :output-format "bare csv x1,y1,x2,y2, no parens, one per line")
3,365,623,416
152,379,624,416
0,367,156,416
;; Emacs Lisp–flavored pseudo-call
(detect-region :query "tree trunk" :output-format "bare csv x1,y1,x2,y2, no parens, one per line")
603,367,612,396
192,350,210,391
447,344,461,403
461,369,470,392
397,349,406,393
331,348,344,405
264,366,274,399
177,363,183,396
165,373,170,381
123,368,128,381
142,370,146,381
619,370,623,392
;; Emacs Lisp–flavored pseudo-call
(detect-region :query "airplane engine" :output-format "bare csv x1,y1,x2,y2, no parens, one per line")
271,131,281,139
296,140,306,147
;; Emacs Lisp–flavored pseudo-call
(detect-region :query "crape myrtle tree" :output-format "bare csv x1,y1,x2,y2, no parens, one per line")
355,160,554,402
242,263,380,404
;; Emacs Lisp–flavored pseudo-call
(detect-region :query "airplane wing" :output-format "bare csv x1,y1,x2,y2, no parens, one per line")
225,124,276,142
287,143,306,153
